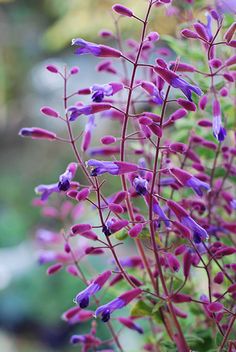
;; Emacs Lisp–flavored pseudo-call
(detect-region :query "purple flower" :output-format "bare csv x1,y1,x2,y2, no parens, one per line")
91,83,123,102
72,38,122,58
199,13,213,41
153,200,170,228
81,115,95,152
133,176,148,195
230,199,236,209
68,103,111,121
212,99,227,142
70,334,101,347
87,159,138,176
118,317,143,334
95,288,141,322
74,270,111,308
167,200,208,243
140,81,163,105
58,162,77,191
170,167,210,196
154,66,202,101
35,163,77,200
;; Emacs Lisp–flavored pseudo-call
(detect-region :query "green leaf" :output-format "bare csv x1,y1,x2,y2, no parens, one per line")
115,229,128,241
152,300,165,313
130,300,153,317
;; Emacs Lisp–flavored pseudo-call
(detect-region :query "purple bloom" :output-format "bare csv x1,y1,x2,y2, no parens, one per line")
185,177,210,196
140,81,163,105
68,103,111,121
231,199,236,209
153,200,170,228
81,115,95,152
91,82,123,102
87,159,138,176
58,162,77,191
74,271,111,308
181,216,209,244
212,99,226,142
199,14,213,41
35,183,59,201
70,334,101,347
133,176,148,195
72,38,122,58
95,288,141,322
118,317,143,334
154,66,202,102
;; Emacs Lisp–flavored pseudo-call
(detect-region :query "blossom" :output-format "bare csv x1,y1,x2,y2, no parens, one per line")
72,38,122,58
133,176,148,195
118,317,143,334
70,334,101,348
212,99,227,142
35,163,77,200
170,167,210,196
91,82,123,102
74,270,111,308
95,288,141,322
140,81,163,105
154,66,202,101
68,103,111,121
87,159,138,176
19,127,57,141
167,200,208,243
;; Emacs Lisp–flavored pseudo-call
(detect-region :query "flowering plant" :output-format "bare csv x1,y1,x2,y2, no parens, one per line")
20,1,236,351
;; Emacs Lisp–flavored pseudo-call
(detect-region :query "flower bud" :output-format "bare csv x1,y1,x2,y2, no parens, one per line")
71,223,92,235
40,106,59,118
112,4,133,17
207,302,224,313
108,203,124,214
19,127,57,141
70,66,80,75
181,29,199,39
224,22,236,43
177,98,196,111
46,64,59,73
199,95,208,110
214,272,224,284
101,135,117,144
225,54,236,67
128,223,143,238
193,23,209,41
47,263,63,275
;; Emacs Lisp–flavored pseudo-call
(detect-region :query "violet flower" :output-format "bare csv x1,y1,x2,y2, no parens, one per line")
68,103,111,121
212,99,227,142
170,167,210,196
154,66,202,101
70,334,101,347
133,176,148,195
72,38,122,58
95,288,141,322
87,159,138,176
140,81,163,105
91,82,123,102
58,162,77,191
35,183,60,201
167,200,208,243
74,270,111,308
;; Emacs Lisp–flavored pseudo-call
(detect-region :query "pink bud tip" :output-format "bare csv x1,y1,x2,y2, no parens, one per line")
47,263,63,275
101,135,117,145
207,302,224,313
224,22,236,43
199,95,208,110
19,127,57,141
170,109,187,121
112,4,133,17
40,106,59,118
214,272,224,284
113,191,127,204
99,30,114,38
76,188,90,201
109,219,129,233
227,283,236,293
181,29,199,39
66,265,80,277
71,224,92,235
177,98,196,112
225,54,236,67
79,230,98,241
146,32,159,42
46,65,59,73
128,223,143,238
108,203,124,214
70,66,80,75
198,119,212,127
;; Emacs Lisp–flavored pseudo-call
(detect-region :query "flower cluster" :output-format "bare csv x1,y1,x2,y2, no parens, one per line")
20,1,236,351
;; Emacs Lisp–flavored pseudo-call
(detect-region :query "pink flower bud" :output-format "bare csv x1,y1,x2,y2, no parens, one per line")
64,243,71,253
209,59,222,68
224,22,236,43
113,191,127,204
199,95,208,110
112,4,133,17
181,29,199,39
66,190,78,199
40,106,59,118
19,127,57,141
198,119,212,127
77,88,91,95
183,250,193,278
170,62,195,72
228,283,236,293
128,223,143,238
47,263,63,275
227,40,236,48
99,30,114,38
166,253,180,272
170,109,187,121
172,221,191,239
46,64,59,73
177,98,196,111
109,219,129,233
220,87,228,97
145,31,159,42
223,73,234,82
193,23,209,41
175,244,186,256
214,272,224,284
108,203,124,214
101,135,117,144
139,116,153,125
79,230,98,241
169,142,187,154
99,45,122,58
76,188,90,201
167,200,189,218
85,247,104,255
207,302,224,313
70,66,80,75
172,293,192,303
66,265,80,277
71,224,92,235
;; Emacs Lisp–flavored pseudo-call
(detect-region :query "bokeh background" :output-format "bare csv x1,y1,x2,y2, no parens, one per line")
0,0,234,351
